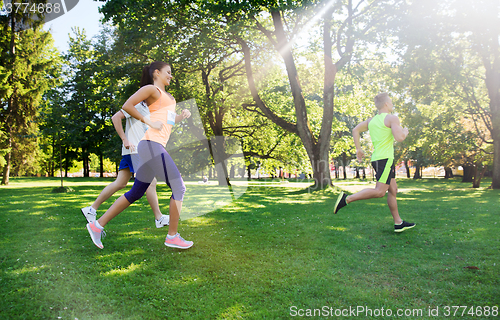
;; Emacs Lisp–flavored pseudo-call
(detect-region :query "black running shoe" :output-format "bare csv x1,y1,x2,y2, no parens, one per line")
334,192,347,214
394,220,415,233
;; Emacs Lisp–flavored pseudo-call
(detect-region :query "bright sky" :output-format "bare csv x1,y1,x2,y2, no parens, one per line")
43,0,105,53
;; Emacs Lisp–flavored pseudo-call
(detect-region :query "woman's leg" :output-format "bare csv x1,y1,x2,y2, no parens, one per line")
168,199,182,236
156,151,185,236
135,141,191,247
138,141,189,243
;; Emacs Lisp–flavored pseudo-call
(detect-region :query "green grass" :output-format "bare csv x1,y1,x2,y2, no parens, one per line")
0,177,499,319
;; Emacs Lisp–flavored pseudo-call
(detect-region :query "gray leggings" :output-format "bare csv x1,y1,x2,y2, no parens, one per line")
124,140,185,203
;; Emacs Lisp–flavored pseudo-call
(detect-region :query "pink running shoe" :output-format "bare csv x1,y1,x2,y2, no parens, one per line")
164,233,193,249
86,221,105,249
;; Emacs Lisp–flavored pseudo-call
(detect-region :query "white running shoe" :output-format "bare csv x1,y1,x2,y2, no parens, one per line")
86,221,105,249
155,215,170,228
81,206,96,223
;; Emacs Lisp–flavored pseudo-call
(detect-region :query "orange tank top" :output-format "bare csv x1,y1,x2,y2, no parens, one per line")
142,86,176,146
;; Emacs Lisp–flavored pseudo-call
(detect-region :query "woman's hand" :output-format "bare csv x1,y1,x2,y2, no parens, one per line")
143,117,164,130
151,121,164,130
181,109,191,119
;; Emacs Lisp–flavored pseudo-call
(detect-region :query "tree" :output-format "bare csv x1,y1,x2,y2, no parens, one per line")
394,0,500,188
60,28,118,177
90,26,126,176
241,65,316,179
454,0,500,189
176,35,248,186
0,2,61,184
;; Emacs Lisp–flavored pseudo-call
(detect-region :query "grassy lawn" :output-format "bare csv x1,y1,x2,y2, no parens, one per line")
0,177,499,319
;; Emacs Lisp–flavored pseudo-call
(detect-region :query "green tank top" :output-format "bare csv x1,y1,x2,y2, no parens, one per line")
368,113,394,161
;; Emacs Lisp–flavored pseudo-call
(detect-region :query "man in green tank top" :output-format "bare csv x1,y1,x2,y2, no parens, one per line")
333,93,415,232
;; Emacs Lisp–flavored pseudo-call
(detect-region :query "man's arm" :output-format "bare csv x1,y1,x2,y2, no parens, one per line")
387,115,408,142
111,110,133,150
352,119,370,162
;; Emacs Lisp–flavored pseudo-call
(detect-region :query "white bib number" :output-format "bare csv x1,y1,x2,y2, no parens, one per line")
167,110,176,125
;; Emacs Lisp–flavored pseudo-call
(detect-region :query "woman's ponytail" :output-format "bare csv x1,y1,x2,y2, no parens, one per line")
140,65,153,87
140,61,170,87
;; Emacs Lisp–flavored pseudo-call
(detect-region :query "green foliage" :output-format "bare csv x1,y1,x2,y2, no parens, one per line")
391,0,500,187
41,27,122,177
89,153,116,173
0,16,61,181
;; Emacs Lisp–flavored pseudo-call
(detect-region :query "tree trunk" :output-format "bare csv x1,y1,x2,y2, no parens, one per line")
492,121,500,188
405,160,411,178
336,161,340,179
230,165,235,179
246,164,251,180
413,163,422,179
273,10,332,190
64,147,69,178
342,153,347,180
480,24,500,189
59,138,63,187
1,134,12,185
49,136,55,177
99,152,104,178
210,136,231,186
309,145,332,189
444,167,453,179
83,151,89,177
462,165,474,182
472,164,488,188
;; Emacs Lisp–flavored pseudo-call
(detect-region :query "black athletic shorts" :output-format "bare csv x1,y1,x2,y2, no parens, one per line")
371,158,395,185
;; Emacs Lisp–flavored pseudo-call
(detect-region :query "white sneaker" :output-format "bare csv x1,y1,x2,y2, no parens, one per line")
86,221,105,249
155,215,170,228
81,206,96,223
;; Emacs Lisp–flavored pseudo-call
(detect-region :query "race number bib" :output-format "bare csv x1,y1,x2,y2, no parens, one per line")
167,110,176,125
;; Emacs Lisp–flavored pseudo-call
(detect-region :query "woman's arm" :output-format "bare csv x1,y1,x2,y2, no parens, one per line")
122,86,163,130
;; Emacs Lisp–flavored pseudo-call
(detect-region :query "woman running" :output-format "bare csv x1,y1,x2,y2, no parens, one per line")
86,61,193,249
